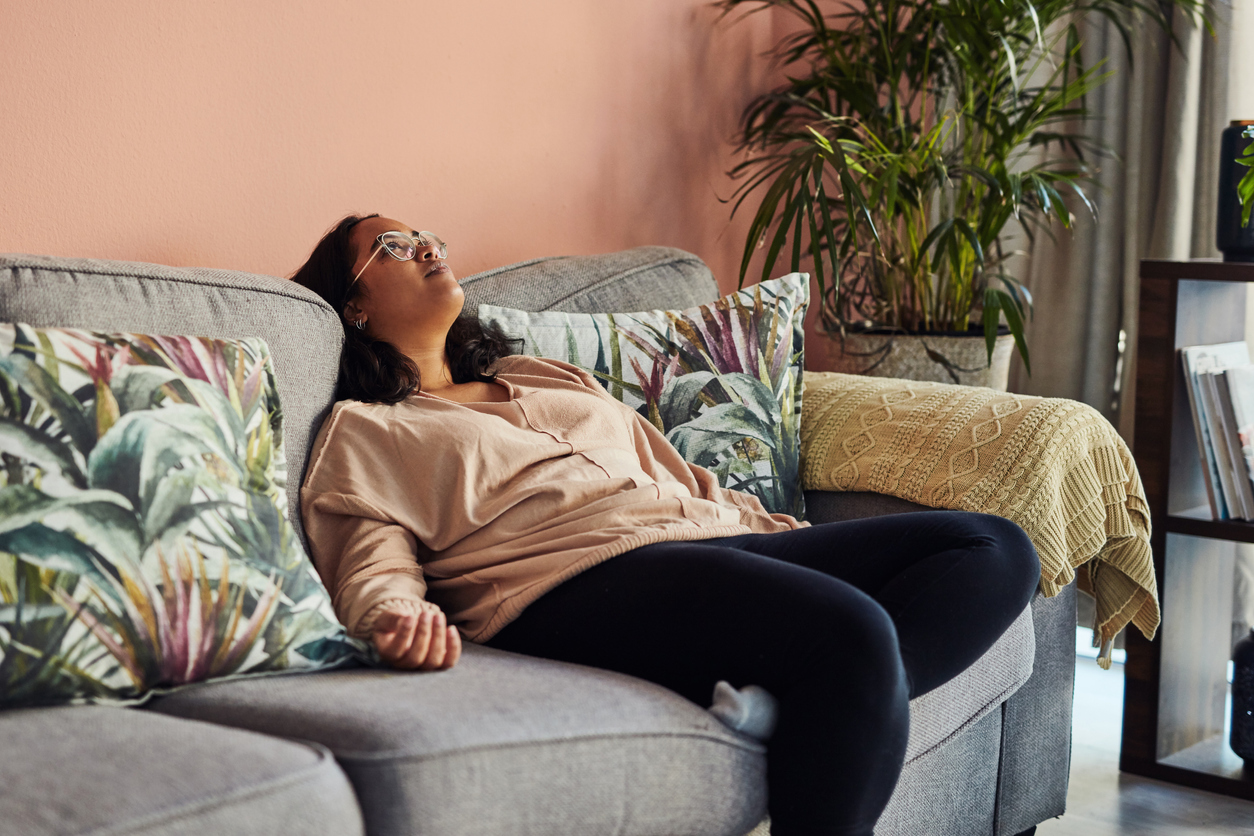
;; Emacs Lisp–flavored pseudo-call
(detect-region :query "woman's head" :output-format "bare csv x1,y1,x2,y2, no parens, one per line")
291,214,521,404
342,215,464,341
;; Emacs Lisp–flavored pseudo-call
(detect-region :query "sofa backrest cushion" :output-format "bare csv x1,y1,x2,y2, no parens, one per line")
0,246,721,548
0,254,341,550
459,246,721,313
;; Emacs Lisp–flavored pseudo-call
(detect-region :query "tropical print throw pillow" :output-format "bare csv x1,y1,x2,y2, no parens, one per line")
0,325,361,708
478,272,809,519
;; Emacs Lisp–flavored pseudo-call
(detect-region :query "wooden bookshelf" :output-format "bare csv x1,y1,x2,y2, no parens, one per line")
1123,258,1254,799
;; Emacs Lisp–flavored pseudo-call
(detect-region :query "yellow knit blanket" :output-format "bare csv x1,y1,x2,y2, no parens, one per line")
799,372,1159,667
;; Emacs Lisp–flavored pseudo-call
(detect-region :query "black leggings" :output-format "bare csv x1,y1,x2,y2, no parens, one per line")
485,511,1040,836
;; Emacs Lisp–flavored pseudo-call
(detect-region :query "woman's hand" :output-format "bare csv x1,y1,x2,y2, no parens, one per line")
372,608,462,671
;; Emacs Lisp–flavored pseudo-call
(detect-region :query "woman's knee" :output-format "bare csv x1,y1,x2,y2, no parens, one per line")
801,590,907,705
966,513,1041,606
983,513,1043,591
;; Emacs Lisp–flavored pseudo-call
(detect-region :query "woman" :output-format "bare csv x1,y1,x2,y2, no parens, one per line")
292,213,1040,836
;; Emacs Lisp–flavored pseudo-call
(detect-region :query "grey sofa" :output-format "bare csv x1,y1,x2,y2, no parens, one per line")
0,247,1075,836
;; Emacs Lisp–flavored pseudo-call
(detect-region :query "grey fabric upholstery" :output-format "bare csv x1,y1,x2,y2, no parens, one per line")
803,488,1074,832
802,489,933,522
862,588,1075,836
0,253,342,552
460,246,721,314
143,643,766,836
879,707,1003,836
906,603,1034,763
0,245,1073,836
995,583,1077,835
0,705,362,836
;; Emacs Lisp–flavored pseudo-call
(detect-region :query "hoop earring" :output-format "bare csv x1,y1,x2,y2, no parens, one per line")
354,319,365,330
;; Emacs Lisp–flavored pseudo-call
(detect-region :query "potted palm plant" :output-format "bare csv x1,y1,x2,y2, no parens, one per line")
720,0,1205,388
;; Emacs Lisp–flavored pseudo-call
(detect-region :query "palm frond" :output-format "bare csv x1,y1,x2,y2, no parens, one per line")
720,0,1208,371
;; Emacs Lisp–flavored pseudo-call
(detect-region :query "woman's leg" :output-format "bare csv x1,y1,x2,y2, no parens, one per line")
485,511,1040,835
709,511,1041,697
486,542,909,836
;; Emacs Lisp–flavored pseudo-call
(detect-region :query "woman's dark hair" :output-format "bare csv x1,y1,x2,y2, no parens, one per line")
290,214,523,404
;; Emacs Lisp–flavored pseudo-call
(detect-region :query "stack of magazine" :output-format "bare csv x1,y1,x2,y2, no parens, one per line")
1181,341,1254,520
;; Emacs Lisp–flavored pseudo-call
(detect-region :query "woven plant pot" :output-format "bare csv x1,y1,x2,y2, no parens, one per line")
811,330,1015,391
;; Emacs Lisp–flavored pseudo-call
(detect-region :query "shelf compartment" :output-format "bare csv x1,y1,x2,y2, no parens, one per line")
1125,261,1254,801
1166,515,1254,544
1159,733,1249,782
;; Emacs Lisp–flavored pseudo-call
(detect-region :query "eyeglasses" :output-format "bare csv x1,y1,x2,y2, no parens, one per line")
351,231,447,286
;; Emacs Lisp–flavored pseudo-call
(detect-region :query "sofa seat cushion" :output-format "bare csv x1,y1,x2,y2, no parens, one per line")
0,705,362,836
143,643,767,836
905,600,1035,763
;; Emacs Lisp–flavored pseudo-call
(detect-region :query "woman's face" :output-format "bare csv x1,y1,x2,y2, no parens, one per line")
346,215,464,342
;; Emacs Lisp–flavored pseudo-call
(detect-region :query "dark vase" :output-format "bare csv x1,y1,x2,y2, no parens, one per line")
1233,627,1254,765
1218,121,1254,263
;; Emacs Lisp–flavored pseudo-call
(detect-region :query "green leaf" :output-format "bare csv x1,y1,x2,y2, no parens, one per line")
983,289,1001,364
179,378,247,450
996,289,1031,375
1239,164,1254,228
589,370,645,399
885,162,900,220
0,523,123,601
953,218,986,265
607,313,623,401
0,355,96,456
998,34,1021,94
0,417,88,489
920,219,957,270
142,467,231,546
802,169,826,286
790,184,805,272
0,482,142,572
658,372,717,432
0,484,133,536
815,174,843,307
108,365,185,414
0,603,69,624
565,320,582,368
763,183,802,285
666,403,777,468
708,372,783,425
806,125,834,154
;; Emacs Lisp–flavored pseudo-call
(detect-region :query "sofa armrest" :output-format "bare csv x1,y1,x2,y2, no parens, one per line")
798,370,1157,659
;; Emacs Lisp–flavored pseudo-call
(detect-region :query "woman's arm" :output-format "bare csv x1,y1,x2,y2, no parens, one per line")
301,490,438,639
302,490,461,669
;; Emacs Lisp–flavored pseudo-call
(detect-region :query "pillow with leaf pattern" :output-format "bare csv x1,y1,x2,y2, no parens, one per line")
479,272,809,519
0,324,362,708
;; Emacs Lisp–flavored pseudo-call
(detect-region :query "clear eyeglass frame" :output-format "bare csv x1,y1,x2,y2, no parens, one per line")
351,230,447,286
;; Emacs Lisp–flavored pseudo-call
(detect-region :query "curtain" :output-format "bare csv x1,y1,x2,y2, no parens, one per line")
1006,0,1244,446
1007,1,1251,639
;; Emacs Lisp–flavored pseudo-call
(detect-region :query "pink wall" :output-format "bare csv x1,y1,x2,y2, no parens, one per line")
0,1,780,295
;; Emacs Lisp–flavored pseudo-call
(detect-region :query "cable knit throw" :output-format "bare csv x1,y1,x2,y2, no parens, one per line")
800,371,1159,668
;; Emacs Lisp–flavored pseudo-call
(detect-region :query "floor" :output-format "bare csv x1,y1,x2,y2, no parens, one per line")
1035,636,1254,836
